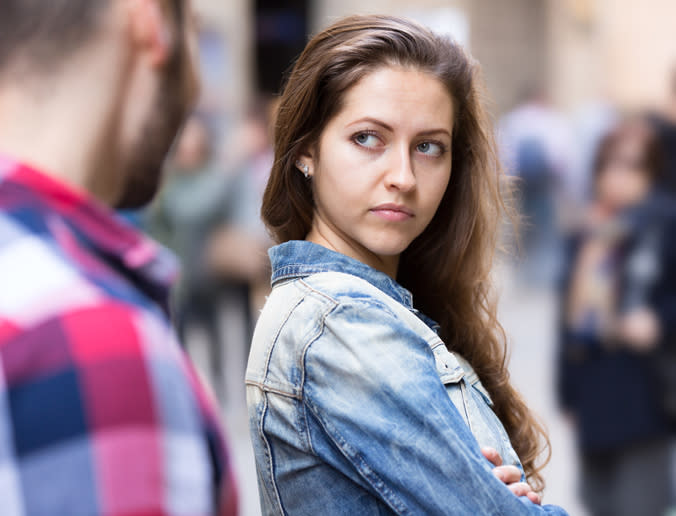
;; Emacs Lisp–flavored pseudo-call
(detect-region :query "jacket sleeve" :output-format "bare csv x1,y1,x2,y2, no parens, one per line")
303,299,568,515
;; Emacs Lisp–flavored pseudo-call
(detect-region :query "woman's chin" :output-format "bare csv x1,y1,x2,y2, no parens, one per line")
364,242,412,260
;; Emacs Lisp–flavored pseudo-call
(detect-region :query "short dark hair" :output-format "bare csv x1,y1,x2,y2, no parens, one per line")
593,117,663,185
0,0,109,75
0,0,184,77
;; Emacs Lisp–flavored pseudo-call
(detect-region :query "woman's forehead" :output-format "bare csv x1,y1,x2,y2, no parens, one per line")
335,66,454,131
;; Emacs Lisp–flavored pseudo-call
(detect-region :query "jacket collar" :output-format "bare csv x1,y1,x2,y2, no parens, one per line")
269,240,440,332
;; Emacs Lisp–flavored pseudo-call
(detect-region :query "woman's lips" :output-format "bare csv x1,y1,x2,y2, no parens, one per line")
370,204,414,221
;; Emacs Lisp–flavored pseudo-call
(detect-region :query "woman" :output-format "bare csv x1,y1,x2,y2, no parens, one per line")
557,119,676,516
247,15,567,515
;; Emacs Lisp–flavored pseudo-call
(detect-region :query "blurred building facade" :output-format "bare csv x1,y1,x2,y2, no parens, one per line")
194,0,676,120
550,0,676,110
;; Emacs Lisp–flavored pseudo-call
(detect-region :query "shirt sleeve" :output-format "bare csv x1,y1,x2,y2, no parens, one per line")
0,301,234,516
303,299,568,515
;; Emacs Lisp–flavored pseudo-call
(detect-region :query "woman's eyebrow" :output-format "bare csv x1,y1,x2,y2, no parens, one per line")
347,117,394,131
417,128,452,138
347,117,451,138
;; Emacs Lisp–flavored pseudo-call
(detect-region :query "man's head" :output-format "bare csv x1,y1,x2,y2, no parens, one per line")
0,1,106,79
115,0,201,209
0,0,200,209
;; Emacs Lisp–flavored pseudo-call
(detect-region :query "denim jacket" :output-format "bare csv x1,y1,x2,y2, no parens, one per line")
246,241,567,515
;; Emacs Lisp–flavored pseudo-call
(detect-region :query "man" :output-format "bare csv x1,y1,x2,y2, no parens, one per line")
0,1,237,514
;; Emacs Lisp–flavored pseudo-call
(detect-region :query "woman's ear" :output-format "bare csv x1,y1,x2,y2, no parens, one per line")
295,149,316,178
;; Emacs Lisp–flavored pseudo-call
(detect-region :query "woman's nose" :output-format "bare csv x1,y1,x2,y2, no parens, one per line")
385,145,416,192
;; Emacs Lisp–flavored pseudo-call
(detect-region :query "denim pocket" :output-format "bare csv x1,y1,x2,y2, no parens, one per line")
430,342,471,428
430,341,464,384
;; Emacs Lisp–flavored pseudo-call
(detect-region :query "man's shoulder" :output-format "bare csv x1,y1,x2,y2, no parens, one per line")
1,216,104,331
0,294,203,459
0,207,180,371
0,204,165,329
0,298,179,376
0,298,220,514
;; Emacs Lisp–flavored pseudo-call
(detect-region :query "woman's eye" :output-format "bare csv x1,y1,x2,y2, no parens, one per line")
416,141,444,157
353,132,381,149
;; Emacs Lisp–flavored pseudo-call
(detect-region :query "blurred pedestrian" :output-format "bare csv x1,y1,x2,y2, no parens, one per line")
0,1,237,514
247,15,568,515
557,118,676,516
148,111,269,398
498,85,574,283
203,98,275,337
570,95,618,206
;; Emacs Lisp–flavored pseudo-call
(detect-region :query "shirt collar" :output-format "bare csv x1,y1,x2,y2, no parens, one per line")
0,155,178,302
269,240,440,332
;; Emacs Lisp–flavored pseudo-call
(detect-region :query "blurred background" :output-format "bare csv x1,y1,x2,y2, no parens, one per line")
130,1,676,514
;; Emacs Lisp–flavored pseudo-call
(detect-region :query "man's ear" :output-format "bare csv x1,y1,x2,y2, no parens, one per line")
128,0,174,68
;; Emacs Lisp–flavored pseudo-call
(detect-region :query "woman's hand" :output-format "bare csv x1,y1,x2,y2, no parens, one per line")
482,447,541,505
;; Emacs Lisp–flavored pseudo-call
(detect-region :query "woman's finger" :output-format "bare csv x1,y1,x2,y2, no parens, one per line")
492,465,522,484
481,447,502,467
527,491,542,505
507,482,532,498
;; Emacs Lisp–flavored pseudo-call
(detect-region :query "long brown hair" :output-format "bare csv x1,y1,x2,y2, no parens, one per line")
262,14,550,491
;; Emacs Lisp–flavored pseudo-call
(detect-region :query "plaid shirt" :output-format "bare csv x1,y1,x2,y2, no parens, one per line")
0,156,237,516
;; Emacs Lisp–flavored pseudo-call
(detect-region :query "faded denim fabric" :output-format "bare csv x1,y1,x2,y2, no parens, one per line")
246,241,568,515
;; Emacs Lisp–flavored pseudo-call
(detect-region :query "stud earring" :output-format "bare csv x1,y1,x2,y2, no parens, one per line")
296,160,310,178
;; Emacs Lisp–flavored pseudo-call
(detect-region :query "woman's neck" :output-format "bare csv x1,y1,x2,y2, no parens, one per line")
305,226,400,279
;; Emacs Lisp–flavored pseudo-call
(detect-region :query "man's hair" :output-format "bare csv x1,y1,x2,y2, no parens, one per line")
0,0,183,76
0,0,108,75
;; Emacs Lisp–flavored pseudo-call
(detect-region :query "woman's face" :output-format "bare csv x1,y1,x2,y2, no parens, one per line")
303,66,454,277
596,138,652,212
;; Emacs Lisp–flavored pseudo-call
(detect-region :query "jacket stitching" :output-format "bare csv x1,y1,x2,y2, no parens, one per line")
260,294,305,390
259,393,288,515
245,380,300,400
296,279,339,456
